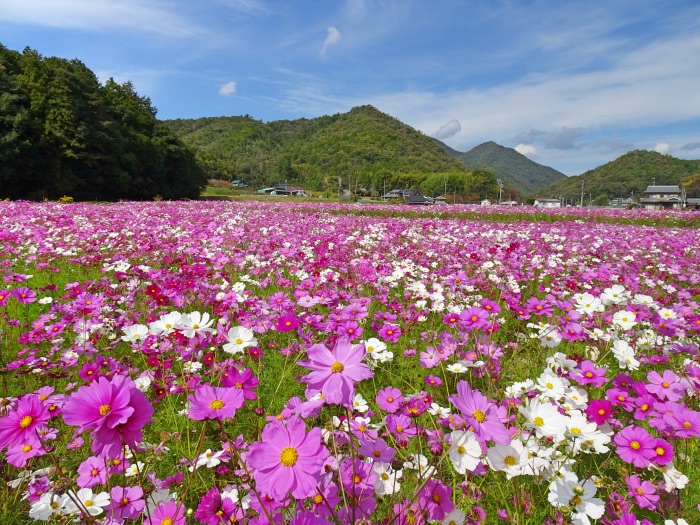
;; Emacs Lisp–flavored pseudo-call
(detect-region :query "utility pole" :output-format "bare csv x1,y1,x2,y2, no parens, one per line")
580,179,585,207
497,178,503,205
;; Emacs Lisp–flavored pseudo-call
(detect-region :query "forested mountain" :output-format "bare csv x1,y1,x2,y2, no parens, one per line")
0,44,206,200
447,141,567,197
539,150,700,203
163,105,500,196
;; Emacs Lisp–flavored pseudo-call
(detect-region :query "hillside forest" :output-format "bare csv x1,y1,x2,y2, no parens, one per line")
0,44,206,201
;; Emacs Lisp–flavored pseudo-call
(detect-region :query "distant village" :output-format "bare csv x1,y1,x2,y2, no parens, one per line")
219,180,700,210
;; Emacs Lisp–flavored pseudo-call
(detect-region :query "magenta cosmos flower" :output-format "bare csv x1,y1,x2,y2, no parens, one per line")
144,501,186,525
188,384,245,421
247,416,329,501
448,380,510,445
63,375,153,457
0,395,50,450
613,426,656,468
298,337,373,406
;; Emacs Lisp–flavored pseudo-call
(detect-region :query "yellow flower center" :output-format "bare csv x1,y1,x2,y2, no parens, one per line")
683,421,691,429
122,497,130,505
457,445,466,454
91,469,99,476
473,410,486,423
331,362,344,373
313,494,323,504
432,494,441,503
210,399,225,410
373,450,381,457
84,500,93,507
656,447,665,456
546,382,553,389
22,444,32,453
99,405,111,416
161,519,174,525
636,488,644,495
504,455,516,466
19,416,33,428
533,417,544,427
381,472,389,480
396,425,404,432
280,446,298,467
235,338,243,345
630,441,640,450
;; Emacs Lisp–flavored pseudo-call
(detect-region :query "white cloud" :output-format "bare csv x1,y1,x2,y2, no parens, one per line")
515,144,537,157
219,81,237,96
320,26,341,56
433,119,461,140
654,143,670,154
0,0,198,37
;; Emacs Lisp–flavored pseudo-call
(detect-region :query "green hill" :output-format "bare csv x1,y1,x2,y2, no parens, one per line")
448,141,567,197
539,150,700,203
163,105,472,193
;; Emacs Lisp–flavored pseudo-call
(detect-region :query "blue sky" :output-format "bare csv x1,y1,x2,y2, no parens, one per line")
1,0,699,175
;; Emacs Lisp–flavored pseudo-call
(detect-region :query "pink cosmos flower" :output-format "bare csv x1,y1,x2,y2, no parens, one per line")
652,437,674,465
276,313,300,332
0,395,50,450
144,501,186,525
11,286,36,304
573,360,608,387
418,479,454,521
76,456,108,488
298,337,373,406
449,381,510,445
248,416,329,501
376,386,403,413
221,366,259,400
188,384,245,421
663,406,700,438
62,375,153,458
5,436,44,467
378,323,401,342
647,370,684,401
108,485,145,521
614,426,656,468
584,399,616,425
625,475,659,510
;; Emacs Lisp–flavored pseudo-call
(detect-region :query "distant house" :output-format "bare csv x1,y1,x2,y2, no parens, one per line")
382,189,414,200
407,194,434,205
258,184,307,196
500,200,519,206
640,185,682,210
533,198,561,208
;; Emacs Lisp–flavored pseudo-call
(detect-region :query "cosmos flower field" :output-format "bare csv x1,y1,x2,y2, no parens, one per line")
0,200,698,525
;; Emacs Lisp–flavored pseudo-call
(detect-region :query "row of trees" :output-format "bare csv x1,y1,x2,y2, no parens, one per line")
0,45,206,200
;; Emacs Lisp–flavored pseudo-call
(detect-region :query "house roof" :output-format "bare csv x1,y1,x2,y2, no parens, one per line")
644,185,680,193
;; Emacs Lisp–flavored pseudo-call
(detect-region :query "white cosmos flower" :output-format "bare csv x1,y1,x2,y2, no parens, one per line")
442,509,466,525
223,326,257,355
179,311,215,338
63,488,110,516
548,468,604,525
612,310,637,331
352,394,369,413
121,324,149,343
520,398,568,441
486,439,528,479
448,430,482,474
149,311,182,336
611,339,639,371
428,403,451,417
573,293,604,315
363,337,387,357
372,462,402,496
29,492,64,520
188,449,225,472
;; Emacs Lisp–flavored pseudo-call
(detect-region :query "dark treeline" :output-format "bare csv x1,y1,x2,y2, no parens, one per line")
0,44,206,200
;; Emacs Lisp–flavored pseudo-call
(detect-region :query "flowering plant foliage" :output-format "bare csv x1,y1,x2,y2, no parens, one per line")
0,200,698,525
